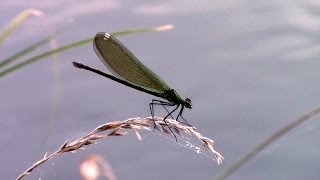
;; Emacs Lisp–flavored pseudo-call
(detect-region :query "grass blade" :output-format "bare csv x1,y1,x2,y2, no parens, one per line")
0,32,60,69
0,8,43,45
0,24,173,78
111,24,173,36
214,106,320,180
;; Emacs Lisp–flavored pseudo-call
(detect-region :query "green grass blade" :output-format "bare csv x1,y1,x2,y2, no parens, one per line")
0,25,173,78
0,9,43,45
111,24,173,36
0,32,60,69
0,37,92,78
214,106,320,180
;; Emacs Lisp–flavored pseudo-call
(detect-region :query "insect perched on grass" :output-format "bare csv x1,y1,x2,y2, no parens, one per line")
73,32,192,140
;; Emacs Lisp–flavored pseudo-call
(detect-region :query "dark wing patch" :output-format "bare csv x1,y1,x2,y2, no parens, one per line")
93,32,170,92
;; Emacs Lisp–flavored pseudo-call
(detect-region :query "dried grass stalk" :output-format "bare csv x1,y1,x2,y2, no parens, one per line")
16,116,223,180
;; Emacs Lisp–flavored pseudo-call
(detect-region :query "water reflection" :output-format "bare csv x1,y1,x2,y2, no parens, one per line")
1,0,320,180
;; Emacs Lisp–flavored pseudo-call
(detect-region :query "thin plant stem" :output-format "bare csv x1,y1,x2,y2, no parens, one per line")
215,106,320,180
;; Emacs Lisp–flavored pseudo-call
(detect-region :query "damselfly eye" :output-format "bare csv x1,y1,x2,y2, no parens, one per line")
185,98,192,109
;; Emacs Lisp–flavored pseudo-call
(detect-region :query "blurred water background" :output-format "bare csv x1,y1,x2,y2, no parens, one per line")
1,1,320,179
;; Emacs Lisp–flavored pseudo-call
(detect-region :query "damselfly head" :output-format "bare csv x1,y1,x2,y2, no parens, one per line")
185,98,192,109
